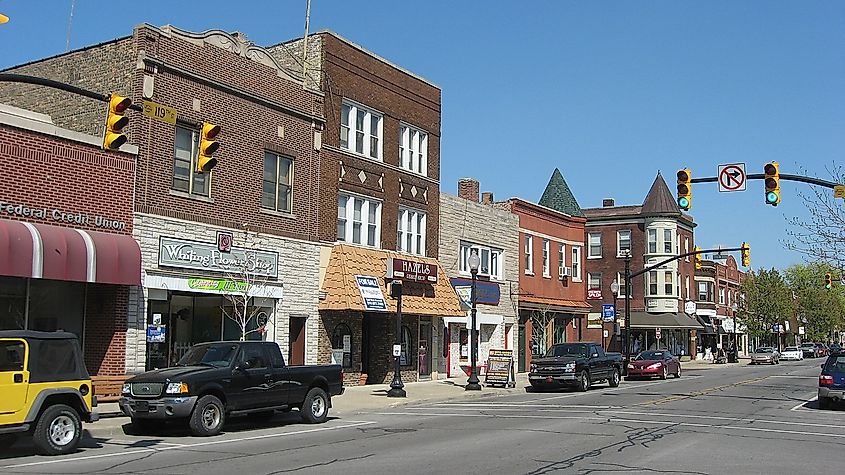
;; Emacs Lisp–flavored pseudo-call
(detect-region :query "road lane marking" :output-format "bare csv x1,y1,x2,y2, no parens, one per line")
790,394,818,411
1,421,377,470
636,376,769,406
532,378,684,402
435,403,618,409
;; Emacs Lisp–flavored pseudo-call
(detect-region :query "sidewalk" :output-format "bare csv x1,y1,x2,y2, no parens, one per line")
95,374,530,419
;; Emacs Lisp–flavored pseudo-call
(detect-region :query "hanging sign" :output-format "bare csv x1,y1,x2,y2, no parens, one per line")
146,325,166,343
355,275,388,311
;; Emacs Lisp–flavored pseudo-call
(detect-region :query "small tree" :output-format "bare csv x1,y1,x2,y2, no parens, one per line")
220,248,274,341
784,263,845,342
530,305,555,356
784,165,845,269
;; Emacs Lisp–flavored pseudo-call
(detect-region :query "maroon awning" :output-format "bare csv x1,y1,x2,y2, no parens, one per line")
0,219,140,286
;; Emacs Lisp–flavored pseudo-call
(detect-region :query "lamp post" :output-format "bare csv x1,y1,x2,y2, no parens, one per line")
609,280,620,351
387,280,406,398
623,251,632,372
466,249,482,391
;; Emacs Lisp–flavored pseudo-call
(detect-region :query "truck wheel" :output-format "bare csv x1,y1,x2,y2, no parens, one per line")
32,404,82,456
608,369,620,387
189,395,225,437
576,371,590,392
300,387,329,424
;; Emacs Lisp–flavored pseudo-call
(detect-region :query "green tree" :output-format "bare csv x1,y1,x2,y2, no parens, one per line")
737,268,793,344
784,165,845,269
784,263,845,342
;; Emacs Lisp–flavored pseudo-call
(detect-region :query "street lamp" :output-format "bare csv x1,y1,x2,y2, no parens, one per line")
622,250,632,373
466,249,482,391
387,280,406,398
608,280,620,351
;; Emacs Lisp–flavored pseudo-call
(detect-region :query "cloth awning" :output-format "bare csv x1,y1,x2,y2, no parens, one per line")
442,312,504,328
0,219,140,286
629,311,704,330
519,295,592,315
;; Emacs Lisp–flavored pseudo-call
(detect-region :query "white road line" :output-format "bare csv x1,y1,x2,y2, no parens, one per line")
790,394,818,411
531,378,682,401
1,421,377,470
435,403,618,409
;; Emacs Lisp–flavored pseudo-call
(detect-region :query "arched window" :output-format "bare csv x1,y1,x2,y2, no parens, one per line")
331,324,352,368
400,325,412,366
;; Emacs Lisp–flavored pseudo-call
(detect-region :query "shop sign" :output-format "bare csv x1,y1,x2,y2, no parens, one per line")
602,304,616,322
354,275,388,311
159,236,279,278
386,257,437,283
587,288,602,300
587,313,603,329
0,199,128,231
187,278,249,293
146,325,166,343
450,278,500,306
484,349,515,388
721,318,735,333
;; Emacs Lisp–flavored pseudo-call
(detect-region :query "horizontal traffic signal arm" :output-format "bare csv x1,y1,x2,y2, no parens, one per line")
689,173,839,189
629,246,746,279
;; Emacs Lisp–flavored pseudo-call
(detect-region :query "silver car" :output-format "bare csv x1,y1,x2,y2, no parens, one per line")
750,347,780,365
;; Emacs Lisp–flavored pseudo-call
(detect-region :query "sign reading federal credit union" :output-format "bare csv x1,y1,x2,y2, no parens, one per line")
158,236,279,278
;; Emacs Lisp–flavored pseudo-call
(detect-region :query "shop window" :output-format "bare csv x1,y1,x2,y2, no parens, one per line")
27,280,84,341
460,328,469,361
331,324,352,368
0,277,26,331
400,325,412,366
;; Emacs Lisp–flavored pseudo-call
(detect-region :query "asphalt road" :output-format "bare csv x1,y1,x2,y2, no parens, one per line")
1,358,840,474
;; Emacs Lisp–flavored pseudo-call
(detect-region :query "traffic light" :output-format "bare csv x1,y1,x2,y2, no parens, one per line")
741,242,750,267
694,246,702,270
825,273,832,289
0,13,9,24
102,94,131,150
677,168,692,211
196,122,220,173
764,161,780,206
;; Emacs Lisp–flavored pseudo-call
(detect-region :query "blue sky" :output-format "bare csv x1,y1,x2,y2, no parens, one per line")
1,1,842,270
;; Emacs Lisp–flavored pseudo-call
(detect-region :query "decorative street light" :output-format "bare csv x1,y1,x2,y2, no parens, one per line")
608,280,620,351
387,280,406,398
466,249,482,391
622,250,633,372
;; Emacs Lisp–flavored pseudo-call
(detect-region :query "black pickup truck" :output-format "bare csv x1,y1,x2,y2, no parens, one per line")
528,342,623,391
119,341,343,436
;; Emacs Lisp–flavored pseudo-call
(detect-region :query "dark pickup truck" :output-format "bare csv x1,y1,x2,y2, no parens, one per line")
119,341,344,436
528,342,623,391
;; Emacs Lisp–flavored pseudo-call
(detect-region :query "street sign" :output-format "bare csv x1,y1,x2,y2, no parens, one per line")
602,304,616,322
834,185,845,199
798,326,805,336
718,163,747,192
392,344,401,357
655,328,662,340
684,300,696,315
142,100,177,125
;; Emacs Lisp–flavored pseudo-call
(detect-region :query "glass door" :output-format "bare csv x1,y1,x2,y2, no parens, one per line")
419,321,432,379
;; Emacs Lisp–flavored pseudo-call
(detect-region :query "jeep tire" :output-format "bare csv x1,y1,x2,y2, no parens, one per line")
189,395,225,437
32,404,82,456
300,387,329,424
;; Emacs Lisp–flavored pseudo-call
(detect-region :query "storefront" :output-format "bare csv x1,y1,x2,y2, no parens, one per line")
627,312,703,360
318,244,463,386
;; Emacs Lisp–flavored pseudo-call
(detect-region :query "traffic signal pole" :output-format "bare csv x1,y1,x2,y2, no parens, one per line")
689,173,840,189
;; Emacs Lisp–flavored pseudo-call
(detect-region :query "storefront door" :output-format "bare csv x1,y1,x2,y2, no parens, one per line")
419,321,432,380
289,317,306,366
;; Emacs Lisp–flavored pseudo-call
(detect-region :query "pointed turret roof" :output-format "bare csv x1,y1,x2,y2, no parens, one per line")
641,172,681,217
538,168,583,217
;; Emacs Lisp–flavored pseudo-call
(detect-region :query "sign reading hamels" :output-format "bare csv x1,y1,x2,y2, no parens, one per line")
386,257,438,283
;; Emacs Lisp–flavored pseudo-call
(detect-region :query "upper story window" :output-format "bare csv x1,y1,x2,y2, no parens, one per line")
571,246,582,281
647,229,657,254
685,276,690,299
524,235,534,274
399,125,428,175
684,237,690,262
172,126,209,197
341,101,383,161
665,271,674,295
460,243,502,280
261,152,293,213
337,193,381,248
558,243,566,277
698,282,709,302
588,272,602,290
617,230,631,256
588,232,602,258
719,287,726,304
542,239,550,277
398,207,426,256
663,229,674,253
648,271,659,296
617,272,632,297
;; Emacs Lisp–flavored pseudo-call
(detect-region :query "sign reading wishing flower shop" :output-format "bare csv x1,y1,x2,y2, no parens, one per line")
158,237,279,279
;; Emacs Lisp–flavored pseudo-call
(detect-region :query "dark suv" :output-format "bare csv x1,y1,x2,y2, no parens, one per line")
818,352,845,410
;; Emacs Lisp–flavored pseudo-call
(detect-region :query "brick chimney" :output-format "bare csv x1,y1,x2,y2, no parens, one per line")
458,178,480,202
481,192,494,204
602,198,615,207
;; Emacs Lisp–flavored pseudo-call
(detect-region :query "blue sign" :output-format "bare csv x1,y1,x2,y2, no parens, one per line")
146,325,166,343
450,278,501,306
602,304,616,322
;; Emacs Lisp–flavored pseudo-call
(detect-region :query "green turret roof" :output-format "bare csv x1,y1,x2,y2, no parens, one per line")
538,168,584,217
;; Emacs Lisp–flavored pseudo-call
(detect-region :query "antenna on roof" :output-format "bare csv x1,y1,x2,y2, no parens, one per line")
65,0,76,51
301,0,312,88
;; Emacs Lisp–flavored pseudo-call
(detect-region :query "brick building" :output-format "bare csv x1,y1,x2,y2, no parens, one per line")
496,169,592,372
439,180,519,378
0,104,140,387
273,32,461,385
695,255,747,358
0,24,327,372
582,172,702,359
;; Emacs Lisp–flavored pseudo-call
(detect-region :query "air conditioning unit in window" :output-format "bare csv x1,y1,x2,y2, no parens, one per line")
559,267,572,279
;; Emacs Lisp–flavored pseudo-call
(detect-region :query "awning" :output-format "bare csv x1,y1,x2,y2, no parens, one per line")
442,312,504,328
519,295,592,314
629,311,704,329
0,219,140,286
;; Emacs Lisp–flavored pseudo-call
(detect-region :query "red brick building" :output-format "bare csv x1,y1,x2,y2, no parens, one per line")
582,173,701,359
0,104,140,383
496,169,593,371
695,255,747,357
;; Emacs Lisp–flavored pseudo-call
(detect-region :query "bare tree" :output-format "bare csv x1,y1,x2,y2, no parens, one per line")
220,247,275,341
530,304,555,356
784,164,845,269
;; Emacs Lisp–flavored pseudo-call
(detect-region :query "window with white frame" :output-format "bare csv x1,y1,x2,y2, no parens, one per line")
719,287,725,304
172,126,209,197
698,282,709,302
524,235,533,274
648,271,658,296
261,151,293,213
340,101,383,160
542,239,550,276
588,272,601,290
665,271,674,295
588,232,602,258
558,243,566,277
397,208,426,256
685,276,690,299
337,193,381,247
399,124,428,175
664,229,673,253
460,243,502,279
684,237,690,262
617,230,631,256
617,272,632,297
571,246,582,280
647,229,657,254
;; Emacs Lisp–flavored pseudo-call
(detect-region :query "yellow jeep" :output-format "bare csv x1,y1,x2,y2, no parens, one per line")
0,330,98,455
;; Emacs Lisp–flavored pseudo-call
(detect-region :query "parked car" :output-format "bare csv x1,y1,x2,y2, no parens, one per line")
119,341,343,436
626,350,681,379
750,347,780,365
818,352,845,410
800,343,818,358
0,331,99,455
815,343,829,358
528,342,623,391
781,346,804,361
829,344,842,353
